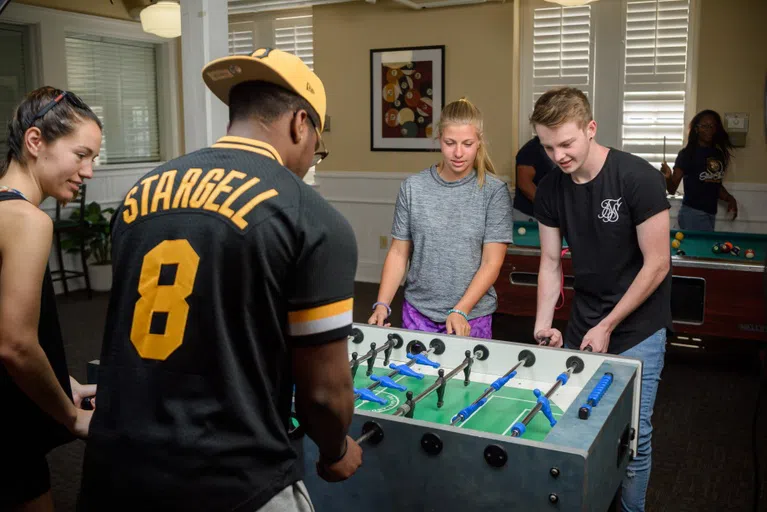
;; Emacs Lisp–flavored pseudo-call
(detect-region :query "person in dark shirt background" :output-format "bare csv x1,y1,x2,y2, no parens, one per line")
661,109,737,231
512,135,556,222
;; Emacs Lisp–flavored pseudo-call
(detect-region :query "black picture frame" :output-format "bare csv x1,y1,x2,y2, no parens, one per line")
370,45,445,152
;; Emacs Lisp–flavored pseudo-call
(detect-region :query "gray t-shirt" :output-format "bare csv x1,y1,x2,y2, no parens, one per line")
392,165,514,322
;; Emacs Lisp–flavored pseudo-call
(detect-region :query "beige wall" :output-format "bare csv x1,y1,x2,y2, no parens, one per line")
695,0,766,184
313,1,516,177
16,0,136,20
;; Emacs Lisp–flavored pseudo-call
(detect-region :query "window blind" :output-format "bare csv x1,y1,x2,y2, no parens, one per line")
65,35,160,165
621,0,691,167
274,14,314,70
229,21,255,55
532,5,593,106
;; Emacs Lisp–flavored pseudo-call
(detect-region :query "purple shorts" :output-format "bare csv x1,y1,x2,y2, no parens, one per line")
402,300,493,339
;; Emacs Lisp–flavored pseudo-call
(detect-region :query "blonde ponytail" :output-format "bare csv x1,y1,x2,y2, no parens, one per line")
437,97,496,187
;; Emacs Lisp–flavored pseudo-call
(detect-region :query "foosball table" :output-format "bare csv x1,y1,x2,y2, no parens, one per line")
296,324,643,512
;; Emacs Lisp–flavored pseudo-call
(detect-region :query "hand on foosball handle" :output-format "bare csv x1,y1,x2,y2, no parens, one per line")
580,323,611,353
446,312,471,337
316,436,363,483
534,328,563,348
367,306,391,328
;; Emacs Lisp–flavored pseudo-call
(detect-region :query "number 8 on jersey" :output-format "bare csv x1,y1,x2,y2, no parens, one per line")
130,239,200,360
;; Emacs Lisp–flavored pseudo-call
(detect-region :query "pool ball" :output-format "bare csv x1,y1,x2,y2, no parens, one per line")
745,249,755,259
723,242,733,251
731,246,741,256
674,232,684,241
676,249,686,256
518,227,526,235
671,240,681,249
712,244,720,254
720,243,731,254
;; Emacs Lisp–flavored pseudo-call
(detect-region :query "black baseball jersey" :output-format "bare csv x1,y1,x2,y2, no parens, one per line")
0,192,75,457
79,136,358,511
534,149,672,354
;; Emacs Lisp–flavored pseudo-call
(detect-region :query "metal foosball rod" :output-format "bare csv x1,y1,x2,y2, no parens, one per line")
350,333,403,378
355,350,474,445
394,350,474,418
450,352,534,426
510,346,591,438
353,343,441,405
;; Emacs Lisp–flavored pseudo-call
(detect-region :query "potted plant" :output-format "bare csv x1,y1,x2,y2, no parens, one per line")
60,201,115,292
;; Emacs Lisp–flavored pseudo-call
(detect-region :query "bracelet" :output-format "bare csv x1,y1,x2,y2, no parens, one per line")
319,437,348,466
447,308,469,321
372,301,391,318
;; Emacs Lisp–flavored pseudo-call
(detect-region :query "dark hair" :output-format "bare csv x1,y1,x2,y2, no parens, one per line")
683,109,734,169
2,86,102,177
228,81,320,130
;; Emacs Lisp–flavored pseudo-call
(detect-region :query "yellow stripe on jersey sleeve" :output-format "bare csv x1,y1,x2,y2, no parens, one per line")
288,298,354,337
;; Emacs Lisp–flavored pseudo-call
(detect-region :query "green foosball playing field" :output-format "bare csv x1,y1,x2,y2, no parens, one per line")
353,367,563,442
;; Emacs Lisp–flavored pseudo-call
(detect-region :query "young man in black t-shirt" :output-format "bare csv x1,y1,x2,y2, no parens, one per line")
513,135,556,222
78,49,362,512
531,87,672,512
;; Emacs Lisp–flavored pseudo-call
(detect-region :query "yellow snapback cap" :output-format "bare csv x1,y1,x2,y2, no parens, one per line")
202,47,326,131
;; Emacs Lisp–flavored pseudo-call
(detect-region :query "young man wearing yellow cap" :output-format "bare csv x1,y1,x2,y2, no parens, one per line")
78,48,362,511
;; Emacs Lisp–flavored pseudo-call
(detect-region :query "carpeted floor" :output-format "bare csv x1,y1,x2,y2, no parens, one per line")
48,283,767,511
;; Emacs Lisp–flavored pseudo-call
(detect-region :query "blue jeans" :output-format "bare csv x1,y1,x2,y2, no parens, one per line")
619,328,667,512
677,203,716,231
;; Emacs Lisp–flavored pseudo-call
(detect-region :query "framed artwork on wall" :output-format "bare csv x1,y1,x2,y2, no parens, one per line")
370,45,445,152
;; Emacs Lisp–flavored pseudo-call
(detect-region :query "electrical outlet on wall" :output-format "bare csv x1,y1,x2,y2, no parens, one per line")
379,236,388,249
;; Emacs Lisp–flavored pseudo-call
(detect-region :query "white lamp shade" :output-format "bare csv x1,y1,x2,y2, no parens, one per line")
140,1,181,39
544,0,598,6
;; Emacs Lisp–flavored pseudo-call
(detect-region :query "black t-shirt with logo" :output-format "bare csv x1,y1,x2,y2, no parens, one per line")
674,145,725,215
79,136,358,512
534,149,672,354
513,136,557,216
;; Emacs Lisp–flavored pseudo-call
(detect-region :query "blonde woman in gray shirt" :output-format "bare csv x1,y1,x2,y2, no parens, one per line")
369,98,513,339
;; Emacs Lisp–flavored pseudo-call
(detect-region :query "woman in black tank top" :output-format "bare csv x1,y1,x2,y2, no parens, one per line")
0,86,101,511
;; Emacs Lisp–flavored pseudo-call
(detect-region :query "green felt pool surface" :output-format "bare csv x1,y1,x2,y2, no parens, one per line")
353,367,563,442
511,220,766,263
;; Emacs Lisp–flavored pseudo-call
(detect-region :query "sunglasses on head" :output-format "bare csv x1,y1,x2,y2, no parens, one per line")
25,90,89,131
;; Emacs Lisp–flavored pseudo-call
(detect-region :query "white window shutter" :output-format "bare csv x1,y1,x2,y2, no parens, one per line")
229,21,254,55
274,14,314,70
532,5,593,109
621,0,691,167
65,36,160,165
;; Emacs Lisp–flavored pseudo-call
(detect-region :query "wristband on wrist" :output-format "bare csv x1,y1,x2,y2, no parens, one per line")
447,308,469,321
320,437,348,466
372,301,391,318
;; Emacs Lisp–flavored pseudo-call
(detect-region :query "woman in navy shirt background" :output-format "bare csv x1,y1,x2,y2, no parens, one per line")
661,109,737,231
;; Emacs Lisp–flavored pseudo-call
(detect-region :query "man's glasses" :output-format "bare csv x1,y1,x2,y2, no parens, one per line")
26,90,88,131
304,112,329,167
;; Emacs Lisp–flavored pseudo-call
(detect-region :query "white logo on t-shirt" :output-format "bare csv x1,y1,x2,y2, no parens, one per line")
698,157,724,183
598,198,623,223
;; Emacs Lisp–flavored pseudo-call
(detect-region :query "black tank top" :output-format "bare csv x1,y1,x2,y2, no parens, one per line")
0,191,75,456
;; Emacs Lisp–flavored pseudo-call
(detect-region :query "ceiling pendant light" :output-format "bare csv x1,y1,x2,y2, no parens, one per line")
140,1,181,39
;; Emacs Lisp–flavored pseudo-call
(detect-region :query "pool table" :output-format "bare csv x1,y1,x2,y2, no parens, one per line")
494,221,767,344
